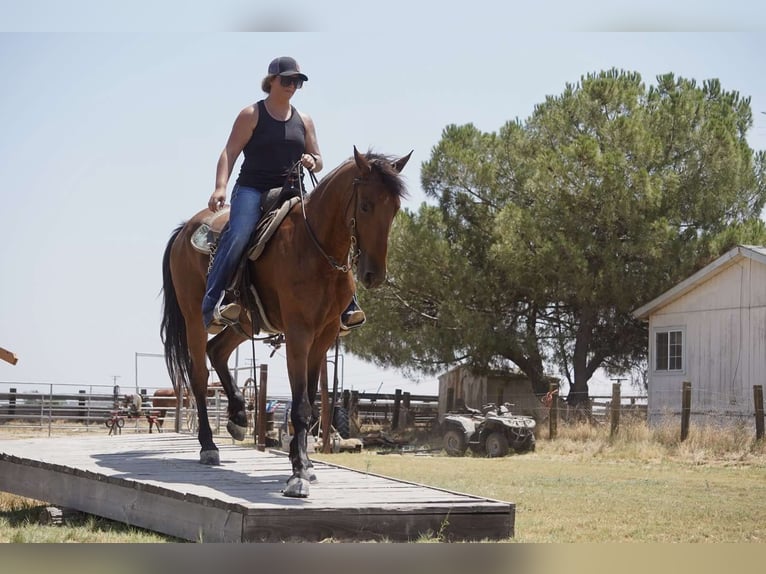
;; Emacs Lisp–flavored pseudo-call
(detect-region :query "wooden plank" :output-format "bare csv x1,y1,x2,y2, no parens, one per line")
242,506,513,542
0,459,243,542
0,434,514,541
0,347,18,365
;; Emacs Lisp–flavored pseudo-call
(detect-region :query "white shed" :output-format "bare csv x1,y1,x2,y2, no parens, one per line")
633,245,766,425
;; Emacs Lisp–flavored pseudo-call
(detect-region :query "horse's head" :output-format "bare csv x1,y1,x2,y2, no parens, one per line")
351,147,412,289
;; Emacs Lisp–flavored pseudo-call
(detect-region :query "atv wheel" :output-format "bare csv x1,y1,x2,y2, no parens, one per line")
485,431,510,457
443,429,467,456
514,432,536,453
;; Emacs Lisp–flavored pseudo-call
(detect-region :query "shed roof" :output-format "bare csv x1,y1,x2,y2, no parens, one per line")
632,245,766,320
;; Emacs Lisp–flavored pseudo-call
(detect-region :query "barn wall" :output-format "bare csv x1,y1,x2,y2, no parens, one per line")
648,257,766,424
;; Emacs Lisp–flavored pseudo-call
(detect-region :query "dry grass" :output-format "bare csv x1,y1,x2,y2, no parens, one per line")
0,492,173,543
1,419,764,542
314,418,766,542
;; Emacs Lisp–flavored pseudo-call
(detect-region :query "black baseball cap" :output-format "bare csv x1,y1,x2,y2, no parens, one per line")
267,56,308,81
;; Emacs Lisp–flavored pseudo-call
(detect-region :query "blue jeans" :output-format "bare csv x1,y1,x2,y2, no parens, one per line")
202,184,264,326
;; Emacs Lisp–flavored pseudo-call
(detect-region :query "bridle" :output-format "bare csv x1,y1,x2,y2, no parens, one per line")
294,160,363,274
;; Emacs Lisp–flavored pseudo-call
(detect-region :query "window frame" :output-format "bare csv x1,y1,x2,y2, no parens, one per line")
652,325,686,374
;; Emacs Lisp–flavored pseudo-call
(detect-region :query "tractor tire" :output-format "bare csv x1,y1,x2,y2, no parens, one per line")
332,406,351,439
443,429,468,456
485,431,510,458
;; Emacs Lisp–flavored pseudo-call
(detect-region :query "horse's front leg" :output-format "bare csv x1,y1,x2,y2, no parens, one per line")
283,334,315,498
284,392,314,497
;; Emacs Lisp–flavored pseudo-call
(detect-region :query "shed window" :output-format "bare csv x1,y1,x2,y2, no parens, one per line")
655,329,683,371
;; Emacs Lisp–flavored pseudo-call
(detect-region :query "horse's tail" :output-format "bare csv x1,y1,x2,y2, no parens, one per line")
160,224,191,396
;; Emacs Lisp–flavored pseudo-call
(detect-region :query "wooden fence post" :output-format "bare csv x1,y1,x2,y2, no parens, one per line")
549,382,558,440
256,364,268,451
680,381,692,442
754,385,764,440
392,389,402,431
610,382,621,438
403,392,411,427
320,362,332,453
349,390,359,436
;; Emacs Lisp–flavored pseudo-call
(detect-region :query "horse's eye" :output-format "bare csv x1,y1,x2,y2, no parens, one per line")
360,201,373,213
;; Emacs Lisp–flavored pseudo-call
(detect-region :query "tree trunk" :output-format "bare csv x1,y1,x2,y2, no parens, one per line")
568,306,593,407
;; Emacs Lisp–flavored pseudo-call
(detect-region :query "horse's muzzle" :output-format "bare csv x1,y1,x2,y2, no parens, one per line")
358,263,386,289
361,273,384,289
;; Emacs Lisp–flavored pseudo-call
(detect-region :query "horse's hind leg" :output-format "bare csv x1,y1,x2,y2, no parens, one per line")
187,327,220,465
206,329,249,441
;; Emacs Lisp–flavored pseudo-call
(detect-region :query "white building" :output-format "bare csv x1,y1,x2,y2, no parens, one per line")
633,245,766,425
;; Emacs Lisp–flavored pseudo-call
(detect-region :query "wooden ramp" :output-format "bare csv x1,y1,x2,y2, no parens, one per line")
0,433,514,542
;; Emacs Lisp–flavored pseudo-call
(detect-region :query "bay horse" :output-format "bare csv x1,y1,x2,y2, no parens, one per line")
160,147,411,497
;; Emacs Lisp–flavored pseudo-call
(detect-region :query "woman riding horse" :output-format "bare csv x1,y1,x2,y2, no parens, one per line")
202,56,365,335
161,146,411,497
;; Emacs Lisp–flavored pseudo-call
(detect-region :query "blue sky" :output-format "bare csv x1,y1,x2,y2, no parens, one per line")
1,8,765,399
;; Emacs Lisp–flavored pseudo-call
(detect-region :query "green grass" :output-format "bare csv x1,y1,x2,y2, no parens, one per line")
1,419,764,542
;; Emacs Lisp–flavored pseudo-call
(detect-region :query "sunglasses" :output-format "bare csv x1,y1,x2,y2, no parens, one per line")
279,76,304,89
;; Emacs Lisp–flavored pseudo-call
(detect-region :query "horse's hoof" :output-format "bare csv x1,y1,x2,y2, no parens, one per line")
283,476,310,498
226,420,247,442
200,449,220,465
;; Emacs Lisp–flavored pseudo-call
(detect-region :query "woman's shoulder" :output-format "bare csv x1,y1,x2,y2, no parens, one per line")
295,107,314,127
235,101,261,126
242,100,263,116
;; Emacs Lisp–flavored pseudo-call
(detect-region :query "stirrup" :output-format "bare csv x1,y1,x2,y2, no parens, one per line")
340,309,366,336
207,292,241,334
213,302,241,324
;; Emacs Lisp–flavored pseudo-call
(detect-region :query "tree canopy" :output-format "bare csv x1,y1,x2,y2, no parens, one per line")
344,69,766,402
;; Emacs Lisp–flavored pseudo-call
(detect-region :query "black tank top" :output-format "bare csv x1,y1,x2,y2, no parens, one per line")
236,100,306,190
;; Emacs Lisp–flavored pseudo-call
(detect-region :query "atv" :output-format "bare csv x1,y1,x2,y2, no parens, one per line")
441,402,536,457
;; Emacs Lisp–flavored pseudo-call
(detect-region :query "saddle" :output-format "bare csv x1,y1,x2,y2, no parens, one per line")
190,184,301,255
190,189,302,336
190,209,230,254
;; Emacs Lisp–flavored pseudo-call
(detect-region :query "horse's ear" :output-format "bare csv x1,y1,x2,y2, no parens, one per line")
353,146,372,176
392,150,413,173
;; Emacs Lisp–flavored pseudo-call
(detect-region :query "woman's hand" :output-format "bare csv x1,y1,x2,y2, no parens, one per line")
301,153,317,171
209,189,226,212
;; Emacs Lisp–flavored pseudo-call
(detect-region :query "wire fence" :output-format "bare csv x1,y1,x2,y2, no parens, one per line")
2,380,762,443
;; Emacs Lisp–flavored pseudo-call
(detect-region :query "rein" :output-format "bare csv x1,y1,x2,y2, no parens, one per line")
295,160,361,274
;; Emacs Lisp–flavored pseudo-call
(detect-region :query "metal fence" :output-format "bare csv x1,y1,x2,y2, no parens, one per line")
0,381,241,437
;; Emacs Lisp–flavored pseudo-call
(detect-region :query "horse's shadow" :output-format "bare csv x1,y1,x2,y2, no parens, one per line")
90,447,313,506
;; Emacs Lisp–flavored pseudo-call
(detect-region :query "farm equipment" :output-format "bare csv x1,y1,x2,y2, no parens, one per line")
441,402,536,457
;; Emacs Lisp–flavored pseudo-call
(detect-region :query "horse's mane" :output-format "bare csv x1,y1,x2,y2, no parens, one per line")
313,151,408,201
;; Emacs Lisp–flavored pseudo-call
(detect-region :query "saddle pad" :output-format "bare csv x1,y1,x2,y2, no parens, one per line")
247,197,301,261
